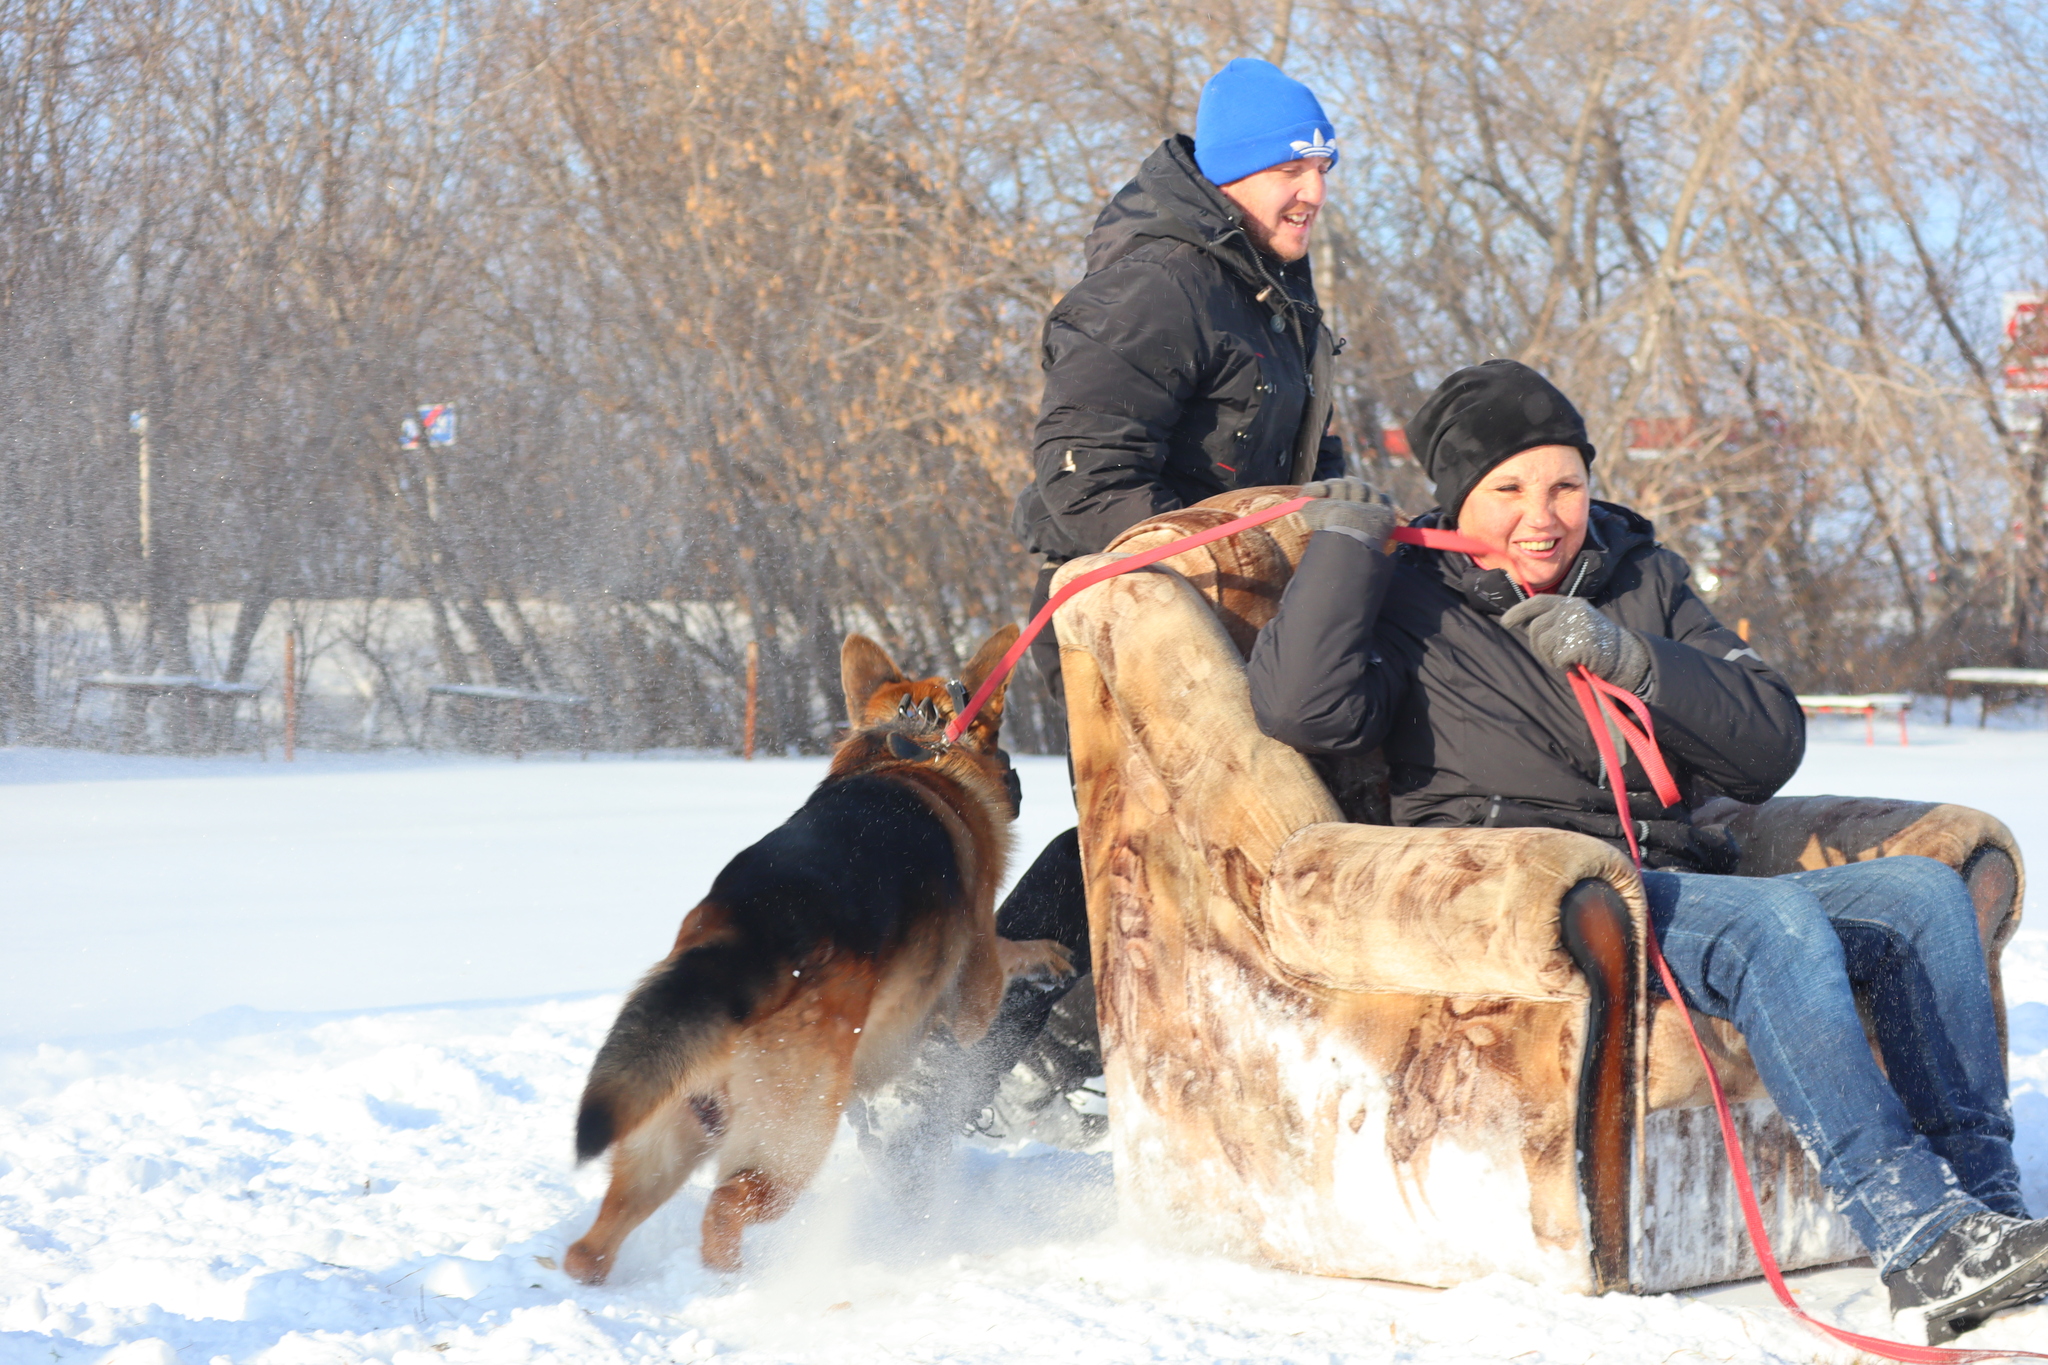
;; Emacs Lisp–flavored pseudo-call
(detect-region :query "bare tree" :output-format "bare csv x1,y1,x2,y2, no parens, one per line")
1,0,2043,752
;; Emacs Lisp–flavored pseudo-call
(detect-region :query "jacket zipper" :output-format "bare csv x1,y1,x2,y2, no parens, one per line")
1219,222,1329,479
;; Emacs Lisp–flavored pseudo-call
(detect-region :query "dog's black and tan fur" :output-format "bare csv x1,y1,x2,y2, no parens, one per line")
564,626,1070,1281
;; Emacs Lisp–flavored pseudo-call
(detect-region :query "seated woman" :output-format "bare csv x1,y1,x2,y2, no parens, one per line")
1247,359,2046,1346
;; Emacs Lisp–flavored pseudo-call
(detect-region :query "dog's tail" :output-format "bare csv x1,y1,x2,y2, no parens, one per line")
574,923,779,1163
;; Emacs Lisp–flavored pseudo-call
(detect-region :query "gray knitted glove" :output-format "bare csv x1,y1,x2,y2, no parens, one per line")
1500,595,1652,693
1297,478,1396,547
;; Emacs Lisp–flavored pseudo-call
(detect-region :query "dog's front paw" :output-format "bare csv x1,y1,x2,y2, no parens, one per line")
999,937,1075,990
563,1240,612,1285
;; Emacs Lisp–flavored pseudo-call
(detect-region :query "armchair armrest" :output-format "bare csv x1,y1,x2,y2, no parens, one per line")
1695,794,2023,952
1258,820,1649,1291
1260,822,1648,999
1697,794,2013,878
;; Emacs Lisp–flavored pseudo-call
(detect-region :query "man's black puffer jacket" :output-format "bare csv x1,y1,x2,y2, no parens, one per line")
1246,501,1806,868
1012,135,1346,563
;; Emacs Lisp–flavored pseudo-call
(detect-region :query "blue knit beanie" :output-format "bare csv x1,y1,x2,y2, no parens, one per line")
1194,58,1338,188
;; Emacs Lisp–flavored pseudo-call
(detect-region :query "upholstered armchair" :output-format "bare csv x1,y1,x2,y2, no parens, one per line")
1050,487,2024,1294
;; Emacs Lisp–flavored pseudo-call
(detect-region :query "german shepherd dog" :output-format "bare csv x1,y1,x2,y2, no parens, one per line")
564,626,1072,1282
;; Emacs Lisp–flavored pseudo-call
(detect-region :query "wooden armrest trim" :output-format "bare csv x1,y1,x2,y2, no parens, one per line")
1559,878,1636,1293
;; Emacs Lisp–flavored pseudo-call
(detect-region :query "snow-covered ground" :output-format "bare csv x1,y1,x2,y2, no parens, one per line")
5,718,2048,1363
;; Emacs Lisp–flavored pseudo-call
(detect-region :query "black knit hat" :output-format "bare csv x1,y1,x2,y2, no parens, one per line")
1403,360,1597,524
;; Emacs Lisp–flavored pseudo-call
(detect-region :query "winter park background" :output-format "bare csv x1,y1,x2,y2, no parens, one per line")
3,712,2048,1365
10,0,2048,1359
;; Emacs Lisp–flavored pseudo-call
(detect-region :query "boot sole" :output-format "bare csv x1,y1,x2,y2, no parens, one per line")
1919,1245,2048,1345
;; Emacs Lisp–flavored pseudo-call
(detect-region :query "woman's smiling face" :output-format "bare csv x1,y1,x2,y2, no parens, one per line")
1455,444,1591,592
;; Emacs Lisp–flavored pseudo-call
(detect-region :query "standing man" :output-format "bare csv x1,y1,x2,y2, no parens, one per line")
1002,55,1351,1128
854,59,1354,1173
1012,55,1349,719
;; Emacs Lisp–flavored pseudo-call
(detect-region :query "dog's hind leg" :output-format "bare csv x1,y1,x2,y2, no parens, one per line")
701,1167,797,1273
566,1086,724,1284
700,958,876,1271
701,1082,852,1273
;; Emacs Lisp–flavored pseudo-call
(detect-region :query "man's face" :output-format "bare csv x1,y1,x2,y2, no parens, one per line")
1217,157,1330,262
1456,445,1592,593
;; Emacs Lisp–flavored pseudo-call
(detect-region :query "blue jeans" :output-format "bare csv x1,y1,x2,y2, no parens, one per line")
1643,856,2024,1274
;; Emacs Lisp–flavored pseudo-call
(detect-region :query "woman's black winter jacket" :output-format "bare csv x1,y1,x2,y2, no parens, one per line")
1246,502,1806,868
1011,136,1346,563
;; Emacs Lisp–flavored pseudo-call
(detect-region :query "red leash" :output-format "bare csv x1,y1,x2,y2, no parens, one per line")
1573,669,2047,1360
948,496,2045,1358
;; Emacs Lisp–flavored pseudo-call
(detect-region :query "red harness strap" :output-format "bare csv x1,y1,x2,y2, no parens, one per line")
947,498,2045,1358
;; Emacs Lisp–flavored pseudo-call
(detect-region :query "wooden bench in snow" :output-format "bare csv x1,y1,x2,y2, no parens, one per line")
424,683,592,759
68,674,266,754
1796,692,1911,746
1944,667,2048,727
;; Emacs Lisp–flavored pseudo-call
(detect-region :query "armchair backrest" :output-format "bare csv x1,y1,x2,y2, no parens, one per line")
1100,487,1318,657
1051,532,1340,911
1101,488,1395,825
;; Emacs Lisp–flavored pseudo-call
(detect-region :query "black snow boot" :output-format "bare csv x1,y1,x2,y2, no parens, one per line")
971,975,1107,1149
847,829,1096,1202
1886,1211,2048,1344
845,1026,974,1215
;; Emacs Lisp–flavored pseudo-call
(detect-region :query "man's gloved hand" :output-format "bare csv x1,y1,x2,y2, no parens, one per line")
1500,594,1653,693
1296,478,1396,547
